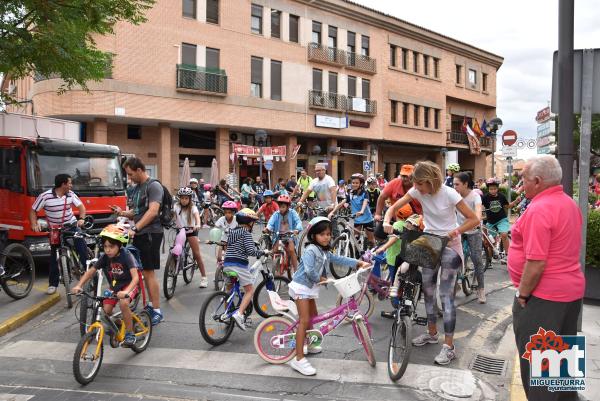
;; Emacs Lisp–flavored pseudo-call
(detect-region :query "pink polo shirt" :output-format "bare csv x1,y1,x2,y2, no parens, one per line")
508,185,585,302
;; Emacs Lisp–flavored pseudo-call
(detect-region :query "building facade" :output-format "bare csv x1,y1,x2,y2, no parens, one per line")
8,0,503,190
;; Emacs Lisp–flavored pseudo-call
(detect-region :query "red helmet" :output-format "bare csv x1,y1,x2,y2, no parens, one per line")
276,194,291,204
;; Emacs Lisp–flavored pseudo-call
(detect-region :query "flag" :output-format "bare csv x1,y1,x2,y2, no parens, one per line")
481,119,491,136
461,116,468,133
465,123,481,155
472,118,484,137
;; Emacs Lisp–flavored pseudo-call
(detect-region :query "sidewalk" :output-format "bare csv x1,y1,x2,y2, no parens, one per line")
510,300,600,401
0,276,60,336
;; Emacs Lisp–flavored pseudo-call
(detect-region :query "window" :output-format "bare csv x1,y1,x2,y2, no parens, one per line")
468,69,477,85
251,56,263,97
402,49,408,70
0,148,22,192
402,103,408,124
127,125,142,140
413,52,419,73
312,68,322,91
328,25,337,48
362,78,370,99
423,55,429,76
179,129,216,149
347,31,356,53
289,14,299,43
348,76,356,97
271,60,282,100
181,43,196,66
390,45,397,67
391,101,397,123
312,21,322,44
434,58,440,78
456,64,462,84
328,72,338,93
361,35,369,56
206,0,218,24
271,9,281,39
206,47,220,69
482,73,488,92
183,0,196,18
434,109,440,129
424,107,430,128
251,4,263,34
413,105,419,126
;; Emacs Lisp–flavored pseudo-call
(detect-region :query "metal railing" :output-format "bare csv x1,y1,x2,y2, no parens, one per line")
309,90,377,115
345,51,377,74
307,43,376,74
346,96,377,114
176,64,227,94
447,131,492,148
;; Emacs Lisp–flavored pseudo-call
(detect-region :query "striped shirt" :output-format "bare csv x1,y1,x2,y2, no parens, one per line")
32,189,82,225
223,227,263,267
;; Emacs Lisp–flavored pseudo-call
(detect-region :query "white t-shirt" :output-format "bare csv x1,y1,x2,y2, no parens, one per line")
407,185,462,235
308,174,336,208
173,203,199,229
457,190,481,234
215,216,238,242
203,191,212,203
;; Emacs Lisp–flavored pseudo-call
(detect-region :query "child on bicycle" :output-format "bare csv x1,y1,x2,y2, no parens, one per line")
214,201,239,261
366,176,380,216
288,217,370,376
223,208,269,331
256,190,279,223
201,184,213,228
174,187,208,288
264,194,302,271
72,225,139,347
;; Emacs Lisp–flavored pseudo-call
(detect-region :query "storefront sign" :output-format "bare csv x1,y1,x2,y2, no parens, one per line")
536,120,555,138
537,135,555,147
536,107,551,124
352,98,367,113
349,120,370,128
315,115,348,129
232,144,286,157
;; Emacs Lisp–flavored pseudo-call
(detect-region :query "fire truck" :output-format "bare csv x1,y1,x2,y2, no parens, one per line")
0,112,127,258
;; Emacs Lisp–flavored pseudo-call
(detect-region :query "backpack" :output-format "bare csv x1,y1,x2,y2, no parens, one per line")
143,178,174,228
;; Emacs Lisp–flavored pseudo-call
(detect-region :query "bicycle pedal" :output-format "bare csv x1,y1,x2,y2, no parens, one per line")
415,317,428,326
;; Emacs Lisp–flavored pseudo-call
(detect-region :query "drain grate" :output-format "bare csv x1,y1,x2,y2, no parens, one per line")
470,354,508,376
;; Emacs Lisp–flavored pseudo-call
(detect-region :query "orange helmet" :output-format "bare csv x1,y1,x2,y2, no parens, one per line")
395,204,413,220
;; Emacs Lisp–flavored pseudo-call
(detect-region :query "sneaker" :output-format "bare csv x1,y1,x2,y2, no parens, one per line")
199,276,208,288
202,224,210,228
477,288,487,304
389,286,399,298
232,311,247,331
122,332,137,348
434,344,456,365
290,357,317,376
412,331,439,347
303,344,322,354
151,310,164,326
380,310,395,319
144,304,153,314
46,286,57,295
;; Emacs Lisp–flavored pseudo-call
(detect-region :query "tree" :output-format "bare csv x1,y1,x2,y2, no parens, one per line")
0,0,155,105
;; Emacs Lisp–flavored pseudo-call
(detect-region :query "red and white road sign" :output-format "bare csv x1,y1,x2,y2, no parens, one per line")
502,130,518,146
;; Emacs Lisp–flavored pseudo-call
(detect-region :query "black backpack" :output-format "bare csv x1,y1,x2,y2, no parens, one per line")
143,179,174,228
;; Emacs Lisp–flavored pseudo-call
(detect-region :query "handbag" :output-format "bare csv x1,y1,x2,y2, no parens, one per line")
49,196,68,246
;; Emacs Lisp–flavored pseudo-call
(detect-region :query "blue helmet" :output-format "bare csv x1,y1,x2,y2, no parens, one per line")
338,179,345,185
263,190,275,197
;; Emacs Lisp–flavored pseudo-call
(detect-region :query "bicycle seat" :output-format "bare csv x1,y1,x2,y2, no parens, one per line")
223,271,238,278
267,290,297,316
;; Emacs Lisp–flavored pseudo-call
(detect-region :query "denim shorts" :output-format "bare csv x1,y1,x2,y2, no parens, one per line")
486,217,510,235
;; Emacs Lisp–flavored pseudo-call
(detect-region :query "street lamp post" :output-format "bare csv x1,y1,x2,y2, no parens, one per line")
488,117,503,178
255,129,267,182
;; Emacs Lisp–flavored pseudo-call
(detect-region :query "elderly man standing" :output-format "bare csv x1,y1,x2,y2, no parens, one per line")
509,155,585,401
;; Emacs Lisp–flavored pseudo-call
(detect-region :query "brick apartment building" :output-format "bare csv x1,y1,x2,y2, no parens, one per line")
7,0,503,190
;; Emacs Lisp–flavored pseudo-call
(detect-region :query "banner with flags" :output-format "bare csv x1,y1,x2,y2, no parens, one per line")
481,119,491,137
472,118,484,137
464,117,481,155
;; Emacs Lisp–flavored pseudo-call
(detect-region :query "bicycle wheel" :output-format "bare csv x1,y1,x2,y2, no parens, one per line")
79,280,97,336
330,235,354,279
388,313,412,381
254,275,291,318
73,329,103,385
254,316,296,364
214,263,225,291
296,229,308,255
461,261,475,296
355,319,376,367
60,253,73,308
162,254,177,300
335,291,375,322
131,310,153,353
199,291,235,346
182,243,195,284
0,243,35,299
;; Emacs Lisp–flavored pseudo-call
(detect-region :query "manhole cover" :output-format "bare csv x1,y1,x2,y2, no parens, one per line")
440,381,474,398
470,354,508,376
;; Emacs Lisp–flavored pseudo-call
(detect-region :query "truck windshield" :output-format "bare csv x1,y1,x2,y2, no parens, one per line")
28,151,124,196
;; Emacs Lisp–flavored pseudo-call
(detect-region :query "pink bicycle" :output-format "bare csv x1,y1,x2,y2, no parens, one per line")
253,267,376,367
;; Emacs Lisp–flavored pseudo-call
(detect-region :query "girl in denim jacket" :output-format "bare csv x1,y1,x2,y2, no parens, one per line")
288,216,370,376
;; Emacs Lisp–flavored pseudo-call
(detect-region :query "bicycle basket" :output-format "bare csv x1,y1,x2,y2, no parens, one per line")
333,270,363,298
400,230,449,270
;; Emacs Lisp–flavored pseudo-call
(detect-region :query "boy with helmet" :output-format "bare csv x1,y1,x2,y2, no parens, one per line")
482,178,510,259
257,190,279,224
445,163,460,187
189,178,201,206
223,208,269,331
366,176,380,215
265,194,303,270
72,225,140,347
330,173,375,246
214,201,238,261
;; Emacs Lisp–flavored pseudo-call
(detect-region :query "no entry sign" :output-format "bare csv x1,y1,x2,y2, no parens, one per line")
502,130,518,146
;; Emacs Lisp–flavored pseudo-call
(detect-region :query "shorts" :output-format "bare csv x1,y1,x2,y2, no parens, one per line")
202,203,211,209
103,286,139,307
288,281,319,300
185,230,199,238
133,232,164,270
354,221,374,231
223,264,256,287
486,218,510,235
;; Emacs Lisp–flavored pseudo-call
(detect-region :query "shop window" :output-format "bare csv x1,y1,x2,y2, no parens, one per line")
179,129,216,149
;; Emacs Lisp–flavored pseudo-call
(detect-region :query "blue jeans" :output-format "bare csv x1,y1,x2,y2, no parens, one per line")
49,226,87,287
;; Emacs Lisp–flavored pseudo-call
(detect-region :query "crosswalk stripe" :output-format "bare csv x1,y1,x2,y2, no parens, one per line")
0,394,34,401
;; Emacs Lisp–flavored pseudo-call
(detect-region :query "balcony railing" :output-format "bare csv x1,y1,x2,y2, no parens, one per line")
307,43,377,74
176,64,227,95
447,131,492,148
309,90,377,115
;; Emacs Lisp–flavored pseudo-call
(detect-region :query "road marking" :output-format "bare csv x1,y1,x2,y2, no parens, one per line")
211,392,280,401
0,394,34,401
468,304,512,351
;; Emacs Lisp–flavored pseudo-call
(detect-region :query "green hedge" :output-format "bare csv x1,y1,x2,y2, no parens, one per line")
587,210,600,267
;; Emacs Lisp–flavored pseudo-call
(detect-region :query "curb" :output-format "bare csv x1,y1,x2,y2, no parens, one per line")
510,352,527,401
0,293,60,337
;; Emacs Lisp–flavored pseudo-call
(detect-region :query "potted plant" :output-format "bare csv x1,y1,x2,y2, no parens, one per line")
585,210,600,300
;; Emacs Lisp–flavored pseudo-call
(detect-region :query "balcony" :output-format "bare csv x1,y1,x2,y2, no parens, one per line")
176,64,227,95
447,131,493,149
308,42,345,66
345,51,377,75
309,90,377,116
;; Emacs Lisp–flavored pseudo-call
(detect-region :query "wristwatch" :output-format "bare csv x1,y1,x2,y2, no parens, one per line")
131,226,138,233
516,291,531,302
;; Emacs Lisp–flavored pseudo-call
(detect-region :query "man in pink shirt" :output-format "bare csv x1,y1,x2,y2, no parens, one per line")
509,155,585,401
